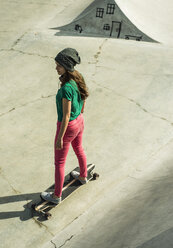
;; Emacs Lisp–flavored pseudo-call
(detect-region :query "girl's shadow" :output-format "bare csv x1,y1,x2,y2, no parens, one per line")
0,188,54,222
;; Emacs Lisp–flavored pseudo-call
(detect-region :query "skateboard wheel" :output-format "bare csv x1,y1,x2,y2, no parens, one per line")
45,212,52,220
93,173,99,180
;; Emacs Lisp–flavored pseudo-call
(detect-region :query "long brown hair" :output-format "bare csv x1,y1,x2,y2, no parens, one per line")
60,70,89,100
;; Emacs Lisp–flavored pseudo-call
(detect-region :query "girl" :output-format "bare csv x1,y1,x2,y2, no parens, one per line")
41,48,89,204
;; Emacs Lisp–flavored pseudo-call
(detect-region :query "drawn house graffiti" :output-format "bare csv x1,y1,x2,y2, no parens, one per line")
106,3,115,15
54,0,155,43
75,24,83,33
103,24,110,31
96,8,104,18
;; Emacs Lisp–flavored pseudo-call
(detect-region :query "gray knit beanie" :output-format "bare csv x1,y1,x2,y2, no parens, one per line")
55,48,81,72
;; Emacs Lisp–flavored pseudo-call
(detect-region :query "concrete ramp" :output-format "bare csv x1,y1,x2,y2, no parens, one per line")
54,0,156,42
116,0,173,45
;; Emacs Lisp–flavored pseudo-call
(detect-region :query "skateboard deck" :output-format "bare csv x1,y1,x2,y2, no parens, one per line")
31,163,99,219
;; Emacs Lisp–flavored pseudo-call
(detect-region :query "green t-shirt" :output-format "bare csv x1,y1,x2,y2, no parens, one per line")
56,80,84,122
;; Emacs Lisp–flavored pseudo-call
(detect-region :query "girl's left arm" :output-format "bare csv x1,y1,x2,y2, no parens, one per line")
81,100,86,113
56,98,71,150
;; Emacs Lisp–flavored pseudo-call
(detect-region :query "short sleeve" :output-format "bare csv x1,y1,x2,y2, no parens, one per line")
62,85,73,101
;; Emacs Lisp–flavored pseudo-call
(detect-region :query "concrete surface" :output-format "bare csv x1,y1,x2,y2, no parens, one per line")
0,1,173,248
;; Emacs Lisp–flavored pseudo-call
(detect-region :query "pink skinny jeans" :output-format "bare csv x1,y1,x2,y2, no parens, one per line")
54,114,87,197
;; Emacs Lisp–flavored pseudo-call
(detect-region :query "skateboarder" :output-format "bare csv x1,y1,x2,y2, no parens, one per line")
41,48,89,204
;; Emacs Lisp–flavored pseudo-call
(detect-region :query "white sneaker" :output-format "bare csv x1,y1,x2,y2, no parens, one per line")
71,171,88,184
40,192,61,204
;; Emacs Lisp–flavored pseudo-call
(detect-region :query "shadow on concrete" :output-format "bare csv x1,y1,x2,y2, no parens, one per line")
71,159,173,247
0,192,46,222
137,227,173,248
0,185,56,222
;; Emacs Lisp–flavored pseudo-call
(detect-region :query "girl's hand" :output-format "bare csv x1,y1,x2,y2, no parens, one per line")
56,137,63,150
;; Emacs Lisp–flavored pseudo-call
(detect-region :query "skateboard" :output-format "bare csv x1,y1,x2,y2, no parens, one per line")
31,163,99,219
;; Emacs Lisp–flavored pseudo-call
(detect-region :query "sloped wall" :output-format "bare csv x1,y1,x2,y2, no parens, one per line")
54,0,155,42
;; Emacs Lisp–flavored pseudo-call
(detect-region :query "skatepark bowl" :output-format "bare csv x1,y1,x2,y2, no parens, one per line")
0,0,173,248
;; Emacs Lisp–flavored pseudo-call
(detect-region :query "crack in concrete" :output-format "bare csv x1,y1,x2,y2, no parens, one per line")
0,107,16,117
95,39,108,62
0,93,55,117
57,213,83,237
92,80,173,127
95,65,173,77
11,32,28,48
51,240,57,248
94,39,108,73
0,48,53,59
127,97,173,126
28,201,55,237
31,215,54,237
88,39,108,73
13,48,53,59
48,214,82,248
58,235,75,248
